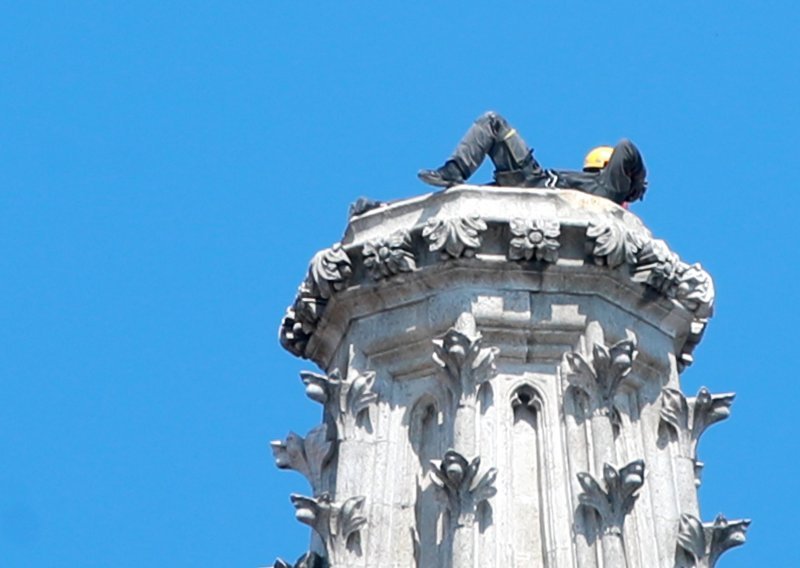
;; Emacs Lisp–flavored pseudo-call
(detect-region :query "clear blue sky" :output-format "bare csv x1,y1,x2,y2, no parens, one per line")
1,2,797,566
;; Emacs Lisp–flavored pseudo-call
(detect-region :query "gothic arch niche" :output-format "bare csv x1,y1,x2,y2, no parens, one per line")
408,395,445,568
509,384,549,567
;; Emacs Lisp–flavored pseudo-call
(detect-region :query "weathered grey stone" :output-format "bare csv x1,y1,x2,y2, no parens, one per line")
660,387,735,486
422,215,487,258
271,423,334,496
271,186,744,567
291,493,367,566
563,334,639,430
675,513,751,567
361,230,416,279
508,217,561,262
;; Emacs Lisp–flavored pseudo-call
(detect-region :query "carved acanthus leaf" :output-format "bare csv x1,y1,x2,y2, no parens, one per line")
508,218,561,262
676,513,750,567
690,388,734,443
631,238,679,292
577,459,645,535
633,240,715,318
707,514,751,567
362,230,417,279
677,513,707,564
291,493,367,564
659,387,734,483
271,423,334,495
430,449,497,525
563,336,638,427
660,387,690,433
308,243,352,299
432,313,498,399
586,218,645,268
300,360,378,440
422,215,487,258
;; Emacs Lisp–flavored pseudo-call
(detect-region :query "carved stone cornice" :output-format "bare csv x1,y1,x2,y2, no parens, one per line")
291,493,367,564
675,513,751,567
577,459,645,536
429,449,497,526
659,387,734,484
563,336,638,428
422,215,487,259
271,423,334,496
279,243,352,357
280,187,713,372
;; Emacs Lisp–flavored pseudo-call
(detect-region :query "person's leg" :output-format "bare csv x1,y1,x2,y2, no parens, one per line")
599,139,648,203
419,111,537,187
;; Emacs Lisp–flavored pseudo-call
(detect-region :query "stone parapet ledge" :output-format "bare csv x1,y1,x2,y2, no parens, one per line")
279,186,714,371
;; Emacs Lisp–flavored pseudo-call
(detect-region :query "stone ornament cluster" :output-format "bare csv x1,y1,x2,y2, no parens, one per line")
279,196,714,370
271,318,748,566
270,347,378,567
675,514,751,568
659,387,735,485
270,188,748,567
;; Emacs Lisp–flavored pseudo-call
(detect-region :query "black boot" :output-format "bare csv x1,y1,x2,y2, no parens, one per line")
417,160,466,187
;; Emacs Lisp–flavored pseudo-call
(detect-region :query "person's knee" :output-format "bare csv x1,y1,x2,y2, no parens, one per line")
476,110,508,130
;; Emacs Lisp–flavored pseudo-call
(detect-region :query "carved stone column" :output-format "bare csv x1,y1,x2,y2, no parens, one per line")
271,186,748,568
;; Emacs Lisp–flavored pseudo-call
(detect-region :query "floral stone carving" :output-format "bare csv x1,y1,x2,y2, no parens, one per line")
279,244,351,357
577,459,645,535
432,313,498,400
659,387,734,484
300,361,378,440
272,552,327,568
676,513,751,568
307,243,352,300
563,335,638,428
422,215,487,259
508,218,561,262
430,449,497,526
362,230,416,279
280,307,312,357
271,423,334,495
586,218,645,268
633,240,714,318
291,493,367,564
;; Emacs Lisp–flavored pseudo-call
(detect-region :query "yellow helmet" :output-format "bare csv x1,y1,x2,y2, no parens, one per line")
583,146,614,171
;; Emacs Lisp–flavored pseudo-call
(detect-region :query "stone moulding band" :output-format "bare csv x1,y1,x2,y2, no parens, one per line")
279,188,714,371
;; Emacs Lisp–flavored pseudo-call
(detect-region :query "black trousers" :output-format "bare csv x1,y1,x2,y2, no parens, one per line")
446,111,646,203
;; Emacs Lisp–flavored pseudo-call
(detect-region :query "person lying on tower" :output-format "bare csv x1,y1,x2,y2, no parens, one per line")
418,111,648,206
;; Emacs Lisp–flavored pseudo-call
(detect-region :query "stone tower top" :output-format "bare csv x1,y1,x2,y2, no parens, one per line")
271,186,746,568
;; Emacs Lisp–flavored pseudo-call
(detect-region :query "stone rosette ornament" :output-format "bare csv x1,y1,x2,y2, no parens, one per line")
362,230,416,279
508,217,561,262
